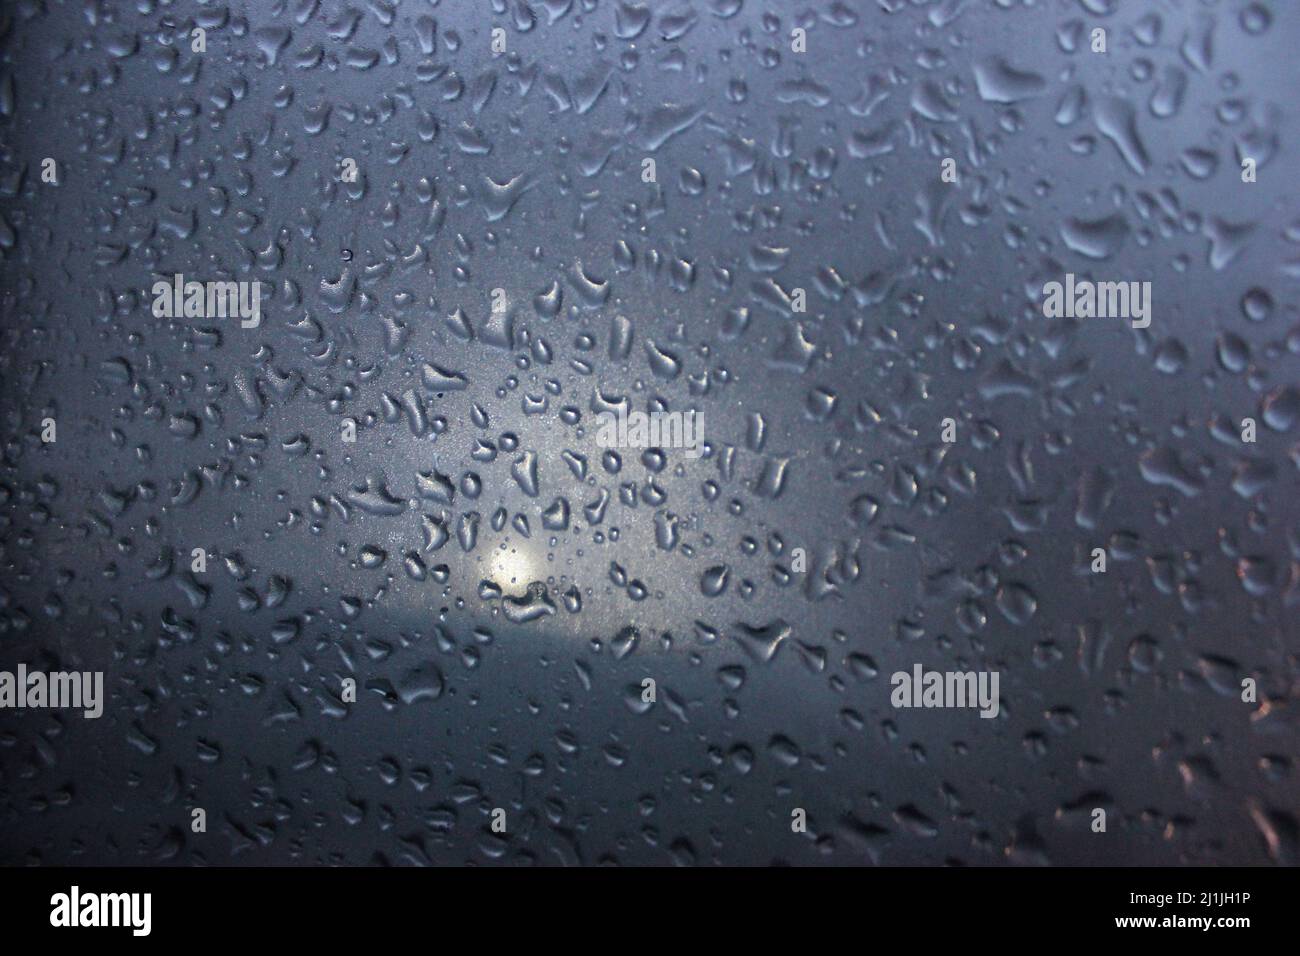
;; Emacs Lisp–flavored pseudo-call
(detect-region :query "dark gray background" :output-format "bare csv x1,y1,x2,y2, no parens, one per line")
0,0,1297,865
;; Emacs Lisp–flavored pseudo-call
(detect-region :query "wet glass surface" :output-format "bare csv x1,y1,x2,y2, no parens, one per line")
0,0,1297,866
